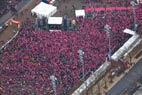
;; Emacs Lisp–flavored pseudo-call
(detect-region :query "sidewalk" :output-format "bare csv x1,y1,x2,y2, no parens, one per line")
106,41,142,95
107,57,142,95
0,0,39,48
0,0,31,25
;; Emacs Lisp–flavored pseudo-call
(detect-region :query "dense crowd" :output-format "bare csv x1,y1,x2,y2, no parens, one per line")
0,0,22,18
0,2,142,95
0,11,132,95
87,0,134,7
136,5,142,24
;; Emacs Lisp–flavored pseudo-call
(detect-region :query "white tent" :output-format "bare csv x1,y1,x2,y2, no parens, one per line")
48,17,63,25
48,17,63,31
31,2,57,18
75,10,85,17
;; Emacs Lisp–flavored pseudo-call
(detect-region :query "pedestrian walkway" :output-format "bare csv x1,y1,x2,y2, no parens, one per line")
0,0,40,47
0,0,32,25
107,58,142,95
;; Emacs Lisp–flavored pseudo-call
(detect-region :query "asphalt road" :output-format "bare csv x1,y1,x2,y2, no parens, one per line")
107,58,142,95
0,0,31,25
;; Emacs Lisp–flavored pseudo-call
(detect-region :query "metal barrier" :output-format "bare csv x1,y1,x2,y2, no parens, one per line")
72,62,111,95
72,33,141,95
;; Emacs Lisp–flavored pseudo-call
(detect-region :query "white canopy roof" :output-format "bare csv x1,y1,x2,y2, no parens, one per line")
75,10,85,17
31,2,57,18
48,17,63,25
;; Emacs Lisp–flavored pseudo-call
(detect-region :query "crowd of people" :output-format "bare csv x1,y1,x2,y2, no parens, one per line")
136,5,142,24
0,0,22,18
0,1,142,95
87,0,135,7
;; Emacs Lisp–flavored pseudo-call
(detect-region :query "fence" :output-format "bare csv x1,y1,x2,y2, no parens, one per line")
72,33,142,95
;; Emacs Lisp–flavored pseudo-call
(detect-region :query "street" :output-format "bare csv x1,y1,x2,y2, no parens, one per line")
107,58,142,95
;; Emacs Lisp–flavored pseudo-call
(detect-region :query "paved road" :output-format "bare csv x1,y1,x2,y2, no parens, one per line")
0,0,31,25
107,59,142,95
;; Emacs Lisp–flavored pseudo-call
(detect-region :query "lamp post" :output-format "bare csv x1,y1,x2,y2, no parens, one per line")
50,75,57,95
78,49,85,80
104,24,112,60
130,1,138,31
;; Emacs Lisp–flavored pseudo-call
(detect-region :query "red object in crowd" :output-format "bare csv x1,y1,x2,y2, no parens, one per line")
85,7,94,13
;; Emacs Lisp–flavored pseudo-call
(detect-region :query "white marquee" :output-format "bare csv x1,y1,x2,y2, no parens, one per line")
31,2,57,18
48,17,63,25
75,10,85,17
